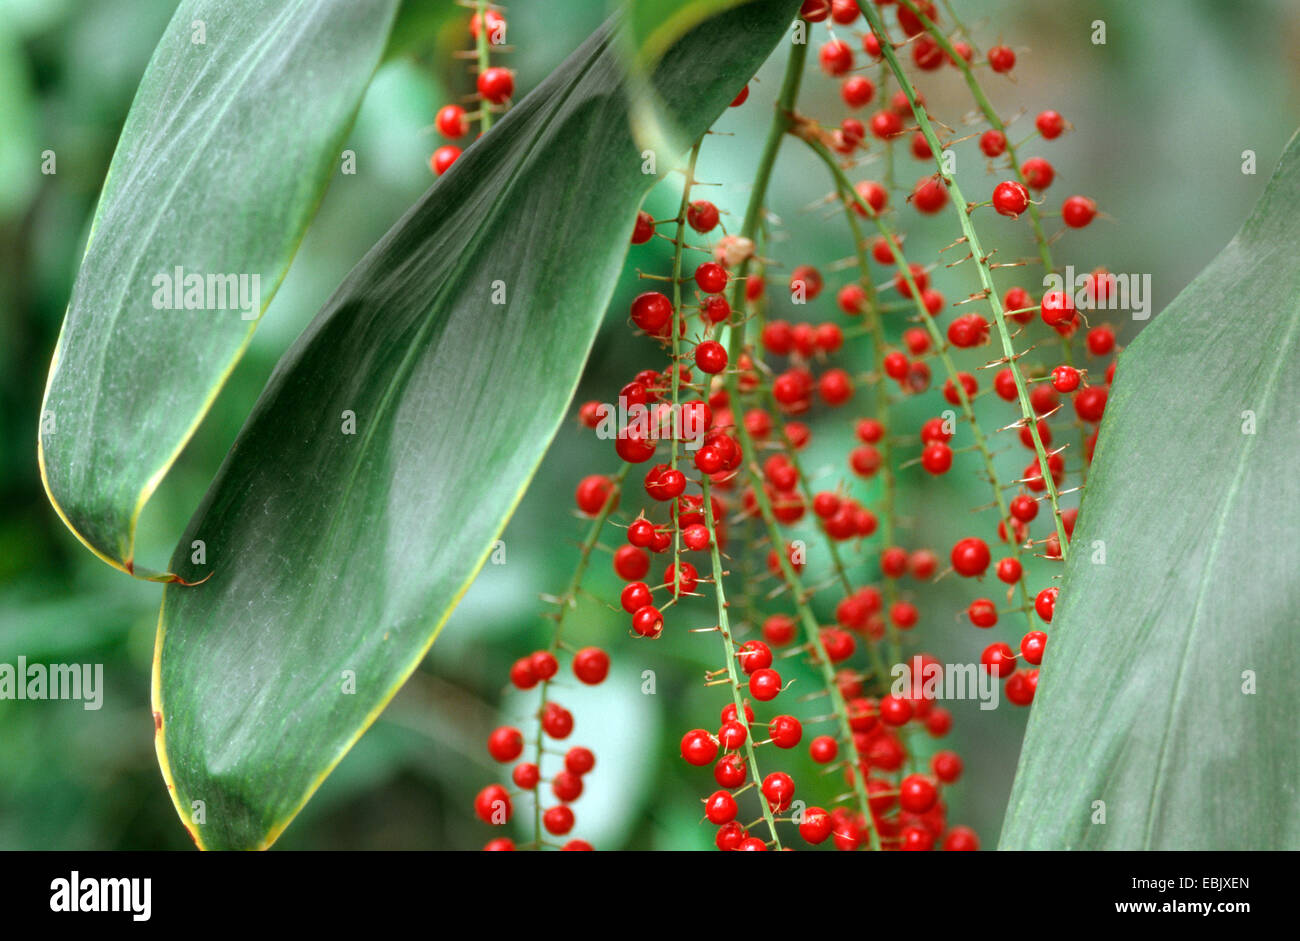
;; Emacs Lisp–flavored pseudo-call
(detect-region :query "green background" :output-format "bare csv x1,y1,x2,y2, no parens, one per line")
1,0,1295,849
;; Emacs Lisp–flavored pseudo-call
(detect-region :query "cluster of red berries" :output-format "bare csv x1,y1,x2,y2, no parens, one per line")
472,0,1123,850
430,6,514,176
475,644,611,850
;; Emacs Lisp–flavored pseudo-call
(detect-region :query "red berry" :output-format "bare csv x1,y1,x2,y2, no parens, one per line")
992,180,1031,218
1040,289,1075,326
810,735,838,763
921,442,952,475
630,291,673,333
841,75,875,108
436,104,468,138
879,694,913,725
1005,669,1037,706
614,544,650,580
749,668,783,701
474,784,511,824
899,773,938,813
1035,586,1059,622
913,176,948,213
1074,385,1108,422
487,726,524,762
981,642,1016,679
968,598,998,629
769,714,803,748
988,45,1016,72
1035,110,1066,139
761,771,796,811
687,200,720,233
694,262,728,294
1021,157,1055,190
819,39,854,75
681,728,718,766
694,340,728,374
477,67,514,104
1021,630,1047,665
1052,364,1082,393
932,750,963,783
951,537,991,577
1062,195,1098,228
575,474,615,515
705,790,738,824
631,604,664,638
512,762,539,789
543,805,575,835
430,146,460,176
799,806,834,844
979,129,1007,157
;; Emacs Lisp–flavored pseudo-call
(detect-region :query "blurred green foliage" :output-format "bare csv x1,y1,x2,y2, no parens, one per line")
0,0,1295,849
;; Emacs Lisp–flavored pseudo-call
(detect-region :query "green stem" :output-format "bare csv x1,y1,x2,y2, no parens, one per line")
701,477,783,850
476,0,494,133
531,462,629,848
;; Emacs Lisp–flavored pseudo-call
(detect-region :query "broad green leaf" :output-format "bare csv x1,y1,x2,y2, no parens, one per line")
1000,131,1300,850
153,1,799,850
38,0,399,578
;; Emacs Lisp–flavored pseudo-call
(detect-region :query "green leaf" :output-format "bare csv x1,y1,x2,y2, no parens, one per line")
153,1,799,850
1000,131,1300,850
38,0,399,578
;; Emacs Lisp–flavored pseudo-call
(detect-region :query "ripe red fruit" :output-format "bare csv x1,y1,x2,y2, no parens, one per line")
818,368,853,406
879,694,913,725
854,179,889,215
799,806,834,844
510,657,538,690
714,753,746,788
1021,630,1047,665
992,180,1031,218
943,826,979,851
694,262,728,294
1062,195,1098,228
809,736,838,764
1036,109,1066,139
631,604,664,638
1075,385,1108,422
630,291,673,332
436,104,468,138
477,67,514,104
681,728,718,766
1035,586,1059,622
1040,289,1075,326
705,790,739,824
988,45,1016,72
913,176,948,213
789,264,823,300
541,702,573,739
870,110,904,140
1051,364,1082,393
951,537,991,577
1087,325,1116,356
932,750,963,783
1005,669,1037,706
897,0,936,36
1010,493,1039,523
1021,156,1055,190
899,773,938,813
543,805,575,835
572,647,609,685
981,642,1016,679
474,784,511,824
819,39,854,75
687,200,720,232
942,372,978,406
979,129,1007,157
921,442,953,475
769,714,803,748
841,75,875,108
575,474,615,515
763,614,796,646
694,340,728,374
487,726,524,762
613,544,650,580
430,146,460,176
968,598,998,629
530,651,558,680
761,771,796,811
512,762,539,789
749,668,783,701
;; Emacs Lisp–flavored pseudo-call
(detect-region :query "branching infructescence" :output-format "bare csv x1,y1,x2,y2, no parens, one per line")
470,0,1121,851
